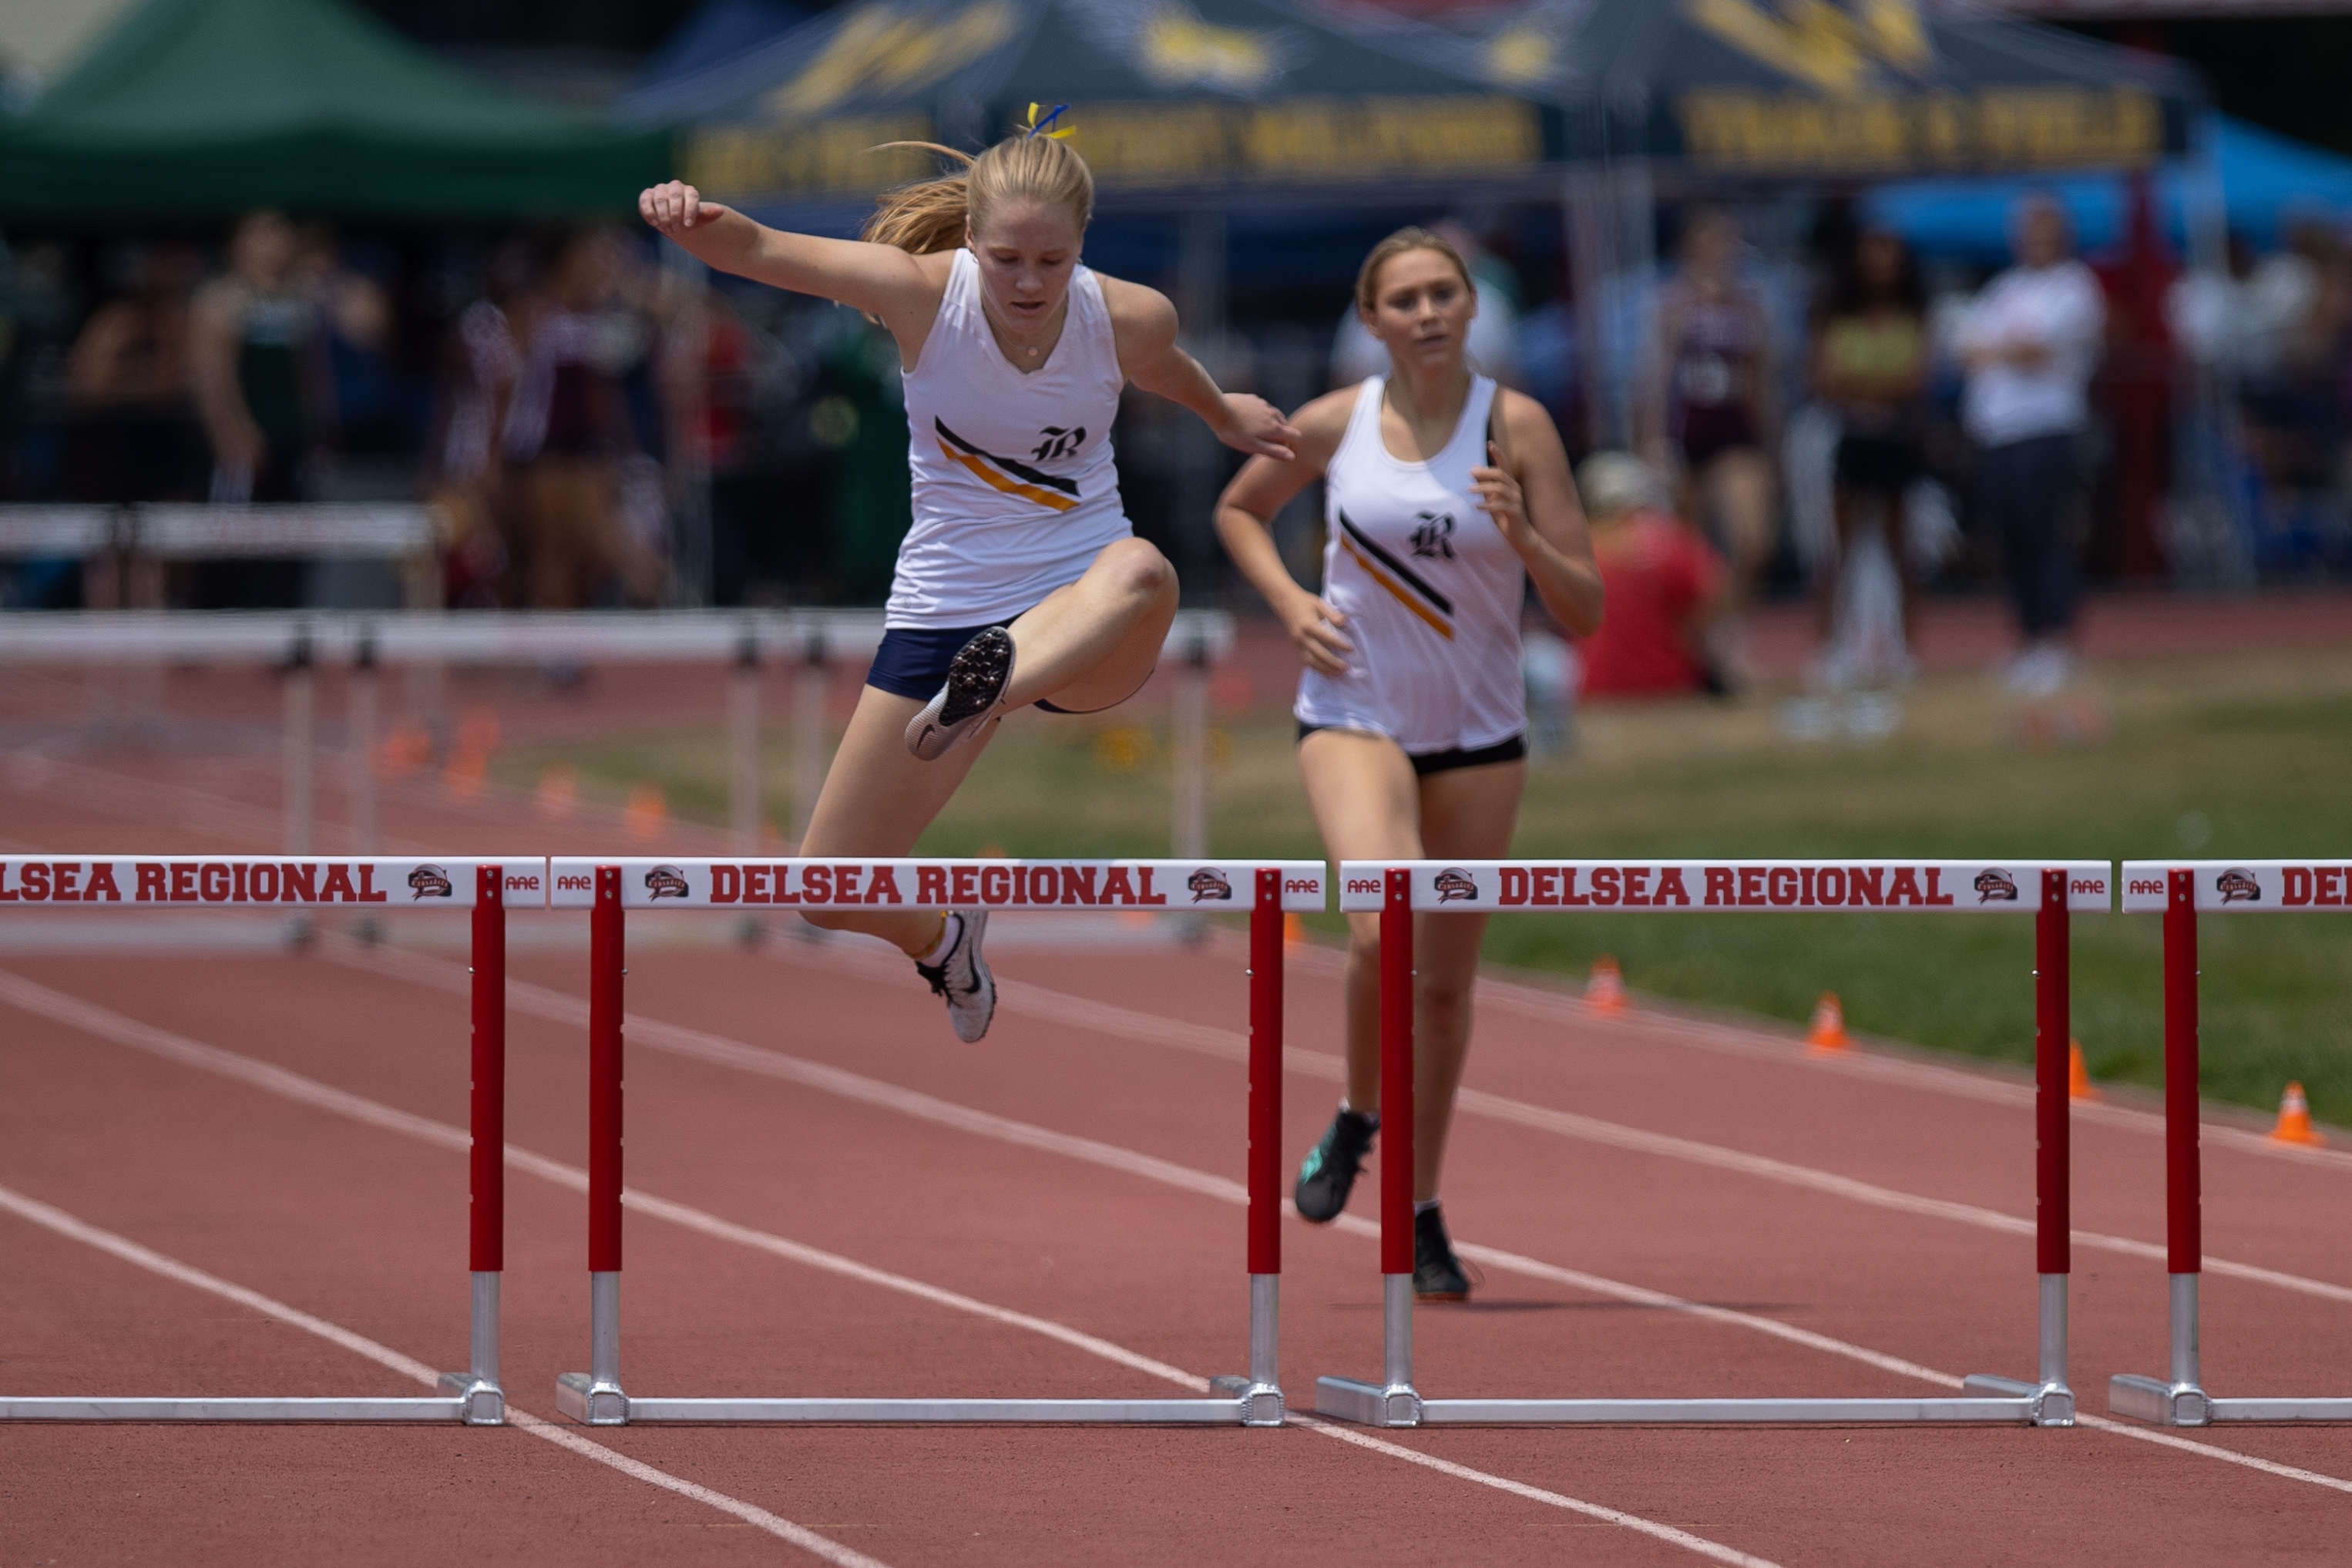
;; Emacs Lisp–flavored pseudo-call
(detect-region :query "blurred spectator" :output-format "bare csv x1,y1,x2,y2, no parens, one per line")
191,211,324,502
502,228,660,607
1638,208,1779,620
1331,216,1520,388
1572,452,1726,700
1954,194,2105,696
2239,219,2352,542
424,242,529,606
190,210,328,605
1809,227,1930,652
60,243,203,505
294,223,398,458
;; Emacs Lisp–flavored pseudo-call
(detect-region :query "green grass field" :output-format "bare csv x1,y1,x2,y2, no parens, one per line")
499,646,2352,1126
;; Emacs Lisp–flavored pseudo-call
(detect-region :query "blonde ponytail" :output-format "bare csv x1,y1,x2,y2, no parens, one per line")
861,131,1095,254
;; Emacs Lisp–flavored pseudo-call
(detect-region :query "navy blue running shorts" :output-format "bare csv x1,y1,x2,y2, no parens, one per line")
867,621,1100,715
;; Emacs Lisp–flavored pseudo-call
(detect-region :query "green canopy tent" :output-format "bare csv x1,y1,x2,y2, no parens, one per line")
0,0,671,220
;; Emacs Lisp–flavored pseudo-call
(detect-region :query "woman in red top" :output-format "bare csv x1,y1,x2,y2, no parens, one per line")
1574,452,1725,698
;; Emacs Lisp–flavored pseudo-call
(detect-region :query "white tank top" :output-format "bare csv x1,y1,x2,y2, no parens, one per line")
1295,374,1527,754
889,248,1131,627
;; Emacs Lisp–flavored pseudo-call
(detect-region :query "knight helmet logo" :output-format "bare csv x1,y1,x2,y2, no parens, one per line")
1973,868,2019,904
1187,867,1234,903
2215,867,2261,904
644,865,692,900
1433,868,1479,903
408,863,455,901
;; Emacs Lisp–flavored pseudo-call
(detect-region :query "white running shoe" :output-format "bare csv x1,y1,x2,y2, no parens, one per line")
913,909,995,1042
906,626,1015,760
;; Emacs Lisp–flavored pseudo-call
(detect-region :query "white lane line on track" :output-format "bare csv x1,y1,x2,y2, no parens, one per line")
951,962,2352,1307
0,978,1777,1567
381,934,2352,1311
343,935,2352,1308
0,1182,891,1568
9,968,2350,1508
1293,1415,1782,1566
1274,935,2352,1175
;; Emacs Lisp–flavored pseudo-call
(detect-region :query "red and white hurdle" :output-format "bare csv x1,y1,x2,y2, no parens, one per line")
544,856,1326,1426
1314,858,2112,1429
0,854,546,1424
2109,861,2352,1425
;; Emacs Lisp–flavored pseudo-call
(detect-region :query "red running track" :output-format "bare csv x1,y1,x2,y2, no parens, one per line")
5,912,2352,1565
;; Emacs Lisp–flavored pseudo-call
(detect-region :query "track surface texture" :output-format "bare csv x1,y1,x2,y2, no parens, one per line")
5,913,2352,1565
6,594,2352,1564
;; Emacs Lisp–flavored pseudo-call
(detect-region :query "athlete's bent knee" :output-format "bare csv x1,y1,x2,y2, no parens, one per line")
798,906,860,933
1100,537,1176,601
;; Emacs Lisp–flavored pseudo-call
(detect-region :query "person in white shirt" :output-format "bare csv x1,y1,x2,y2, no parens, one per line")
1216,227,1602,1301
1953,195,2105,695
639,123,1296,1043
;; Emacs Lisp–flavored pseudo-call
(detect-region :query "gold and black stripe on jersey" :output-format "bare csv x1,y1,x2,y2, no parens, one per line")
934,418,1080,512
1336,509,1453,640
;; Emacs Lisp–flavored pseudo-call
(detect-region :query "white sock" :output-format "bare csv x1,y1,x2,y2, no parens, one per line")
1413,1197,1441,1217
916,914,960,967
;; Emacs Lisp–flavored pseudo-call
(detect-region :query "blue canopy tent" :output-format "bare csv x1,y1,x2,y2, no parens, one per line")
628,0,812,100
1865,114,2352,261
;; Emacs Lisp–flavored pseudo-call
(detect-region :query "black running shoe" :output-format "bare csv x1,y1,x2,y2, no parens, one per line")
1294,1106,1378,1223
906,626,1015,760
1414,1204,1470,1301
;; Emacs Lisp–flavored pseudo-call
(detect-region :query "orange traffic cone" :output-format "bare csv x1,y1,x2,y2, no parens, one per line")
1806,992,1849,1053
2270,1082,2327,1147
2068,1041,2100,1101
624,781,667,841
1584,955,1628,1016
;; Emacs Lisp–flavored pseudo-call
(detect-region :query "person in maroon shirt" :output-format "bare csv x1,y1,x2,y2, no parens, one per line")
1573,452,1726,698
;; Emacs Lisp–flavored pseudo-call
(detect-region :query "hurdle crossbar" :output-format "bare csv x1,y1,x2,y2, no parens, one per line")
1313,858,2112,1429
0,609,1236,863
548,856,1322,1426
2109,861,2352,1426
0,856,547,1424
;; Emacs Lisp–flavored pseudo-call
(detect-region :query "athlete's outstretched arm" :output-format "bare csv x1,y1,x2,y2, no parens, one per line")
1100,278,1299,460
639,181,936,344
1473,390,1604,636
1214,392,1352,675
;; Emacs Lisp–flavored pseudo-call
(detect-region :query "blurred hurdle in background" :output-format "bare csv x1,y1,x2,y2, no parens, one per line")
0,609,1236,859
0,503,445,612
0,855,544,1424
1317,858,2113,1430
2111,861,2352,1426
546,856,1325,1427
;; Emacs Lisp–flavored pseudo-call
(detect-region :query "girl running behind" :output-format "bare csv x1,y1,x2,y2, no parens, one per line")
1214,227,1603,1299
639,121,1297,1043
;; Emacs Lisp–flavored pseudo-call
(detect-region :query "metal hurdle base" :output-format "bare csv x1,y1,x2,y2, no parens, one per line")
4,1272,506,1425
2111,1274,2352,1425
1316,1274,2075,1429
556,1272,1286,1428
2110,1378,2352,1425
1313,1382,2066,1429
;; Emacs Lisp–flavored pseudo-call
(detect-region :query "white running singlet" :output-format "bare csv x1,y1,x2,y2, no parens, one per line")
1295,374,1527,754
889,248,1131,628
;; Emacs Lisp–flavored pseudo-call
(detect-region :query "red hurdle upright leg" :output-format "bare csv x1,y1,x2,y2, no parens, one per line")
2034,868,2073,1405
1210,869,1292,1422
1315,865,1422,1425
2164,867,2202,1398
558,864,630,1425
2112,865,2215,1425
439,864,507,1423
1235,868,1286,1425
1379,867,1415,1403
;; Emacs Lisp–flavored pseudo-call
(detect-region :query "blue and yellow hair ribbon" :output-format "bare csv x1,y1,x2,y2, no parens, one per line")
1023,102,1074,139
